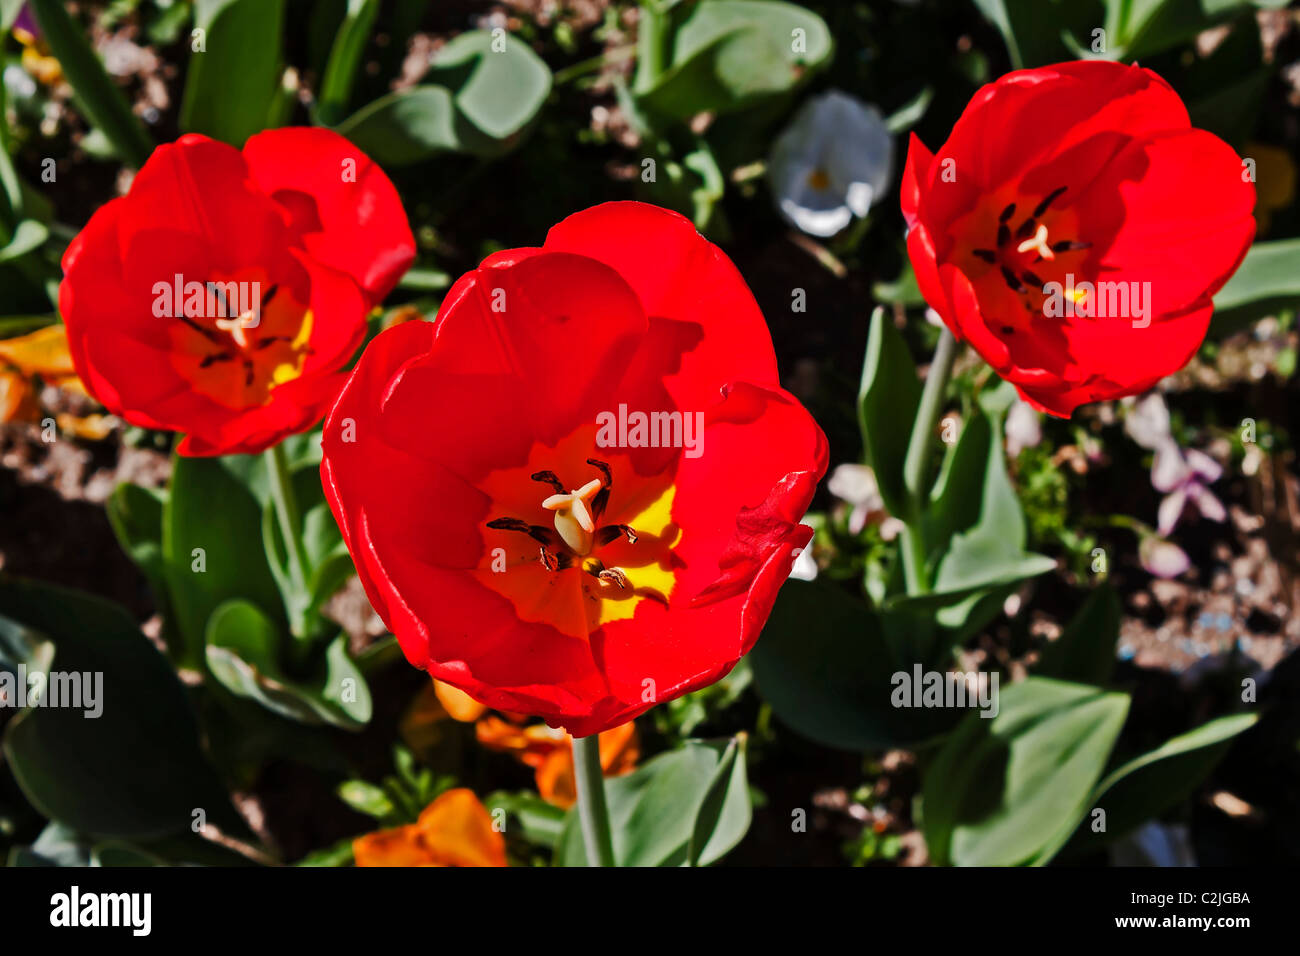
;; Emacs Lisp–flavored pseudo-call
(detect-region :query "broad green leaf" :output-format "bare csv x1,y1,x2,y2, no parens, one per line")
0,220,47,264
337,29,551,164
162,452,283,668
427,30,553,142
1037,583,1121,686
315,0,381,126
1048,712,1258,861
105,482,179,657
750,579,961,750
633,1,831,123
204,600,371,729
181,0,286,145
922,677,1129,866
857,307,922,517
889,403,1055,619
1,0,24,31
686,735,743,866
557,737,751,866
1211,239,1300,336
27,0,153,166
0,576,240,840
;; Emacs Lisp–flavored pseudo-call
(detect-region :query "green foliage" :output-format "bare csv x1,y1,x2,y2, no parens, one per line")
556,736,751,866
336,30,553,164
181,0,286,146
0,577,242,841
27,0,153,165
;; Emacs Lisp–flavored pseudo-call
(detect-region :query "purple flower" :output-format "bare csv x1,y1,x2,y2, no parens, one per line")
1125,392,1225,536
13,3,39,40
1140,535,1191,579
1152,443,1226,535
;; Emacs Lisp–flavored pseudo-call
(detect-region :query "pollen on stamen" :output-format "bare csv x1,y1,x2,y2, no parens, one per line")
1016,224,1055,261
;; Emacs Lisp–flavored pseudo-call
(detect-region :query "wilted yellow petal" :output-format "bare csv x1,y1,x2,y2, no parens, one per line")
0,370,35,423
55,412,115,441
0,325,75,377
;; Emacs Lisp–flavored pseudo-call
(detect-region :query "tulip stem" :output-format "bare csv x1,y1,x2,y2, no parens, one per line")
572,734,616,867
265,443,311,614
900,326,958,595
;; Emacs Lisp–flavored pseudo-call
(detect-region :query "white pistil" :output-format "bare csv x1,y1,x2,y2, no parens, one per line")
542,478,602,555
1016,223,1055,261
216,309,259,348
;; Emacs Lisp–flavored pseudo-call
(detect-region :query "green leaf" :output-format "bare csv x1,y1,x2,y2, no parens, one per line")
633,0,832,123
971,0,1104,69
27,0,154,167
336,29,552,165
337,780,395,821
486,791,568,849
1,0,24,31
889,404,1055,620
750,580,961,750
315,0,381,126
1051,712,1258,860
857,307,921,517
1211,239,1300,336
0,576,240,840
181,0,286,145
261,458,352,638
922,677,1129,866
162,452,283,668
686,735,742,866
0,220,47,264
1037,583,1121,686
1107,0,1286,62
204,600,371,729
557,737,751,866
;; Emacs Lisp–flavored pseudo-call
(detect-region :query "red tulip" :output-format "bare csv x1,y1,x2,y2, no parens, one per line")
322,202,827,736
59,129,415,456
902,60,1256,417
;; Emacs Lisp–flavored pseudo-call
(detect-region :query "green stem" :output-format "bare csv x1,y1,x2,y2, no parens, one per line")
265,443,310,599
634,0,672,93
572,734,615,867
899,326,959,595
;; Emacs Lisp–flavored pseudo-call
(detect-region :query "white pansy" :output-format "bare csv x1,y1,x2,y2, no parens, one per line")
768,90,894,237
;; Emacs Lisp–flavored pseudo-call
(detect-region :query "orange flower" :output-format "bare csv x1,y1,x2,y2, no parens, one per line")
533,721,640,809
0,325,111,438
352,789,506,867
434,679,489,723
476,713,640,808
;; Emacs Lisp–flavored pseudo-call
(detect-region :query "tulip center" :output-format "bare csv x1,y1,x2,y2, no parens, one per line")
478,430,682,639
487,458,643,590
173,276,315,408
807,168,831,191
960,185,1092,333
